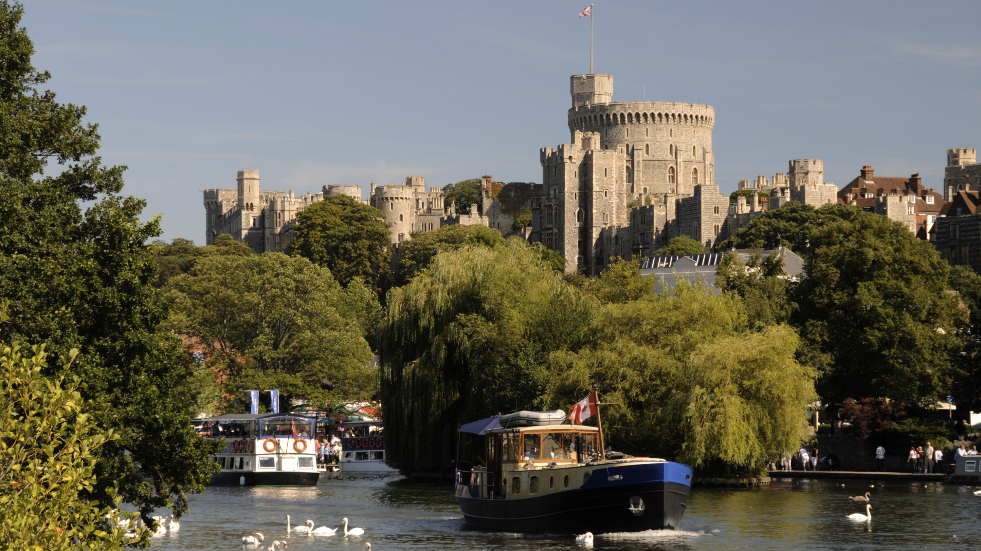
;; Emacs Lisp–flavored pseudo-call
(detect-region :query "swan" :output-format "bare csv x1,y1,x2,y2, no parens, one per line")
243,532,264,545
576,532,594,544
847,504,872,521
167,515,180,532
973,490,981,496
286,515,312,534
308,523,337,536
849,492,871,502
266,541,286,551
342,517,365,536
364,544,372,550
149,516,167,536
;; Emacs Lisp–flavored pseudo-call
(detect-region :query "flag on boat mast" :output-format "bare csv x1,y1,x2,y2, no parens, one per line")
267,389,280,414
248,390,259,414
570,392,598,424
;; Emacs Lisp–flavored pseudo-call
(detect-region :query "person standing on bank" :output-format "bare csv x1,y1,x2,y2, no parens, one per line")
875,445,885,472
934,447,944,474
799,446,810,471
907,446,918,473
925,442,934,474
811,448,819,471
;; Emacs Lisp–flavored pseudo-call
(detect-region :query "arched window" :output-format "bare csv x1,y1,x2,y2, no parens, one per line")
693,145,697,157
692,168,699,185
668,166,676,184
399,214,403,222
576,209,583,224
626,166,633,183
390,202,394,211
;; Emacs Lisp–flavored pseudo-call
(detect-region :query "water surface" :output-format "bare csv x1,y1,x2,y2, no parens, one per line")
145,477,981,550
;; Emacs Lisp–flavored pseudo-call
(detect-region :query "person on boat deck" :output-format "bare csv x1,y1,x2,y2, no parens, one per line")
567,443,578,462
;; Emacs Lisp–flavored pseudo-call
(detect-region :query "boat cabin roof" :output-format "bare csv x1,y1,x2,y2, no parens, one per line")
192,413,313,422
485,424,599,434
339,420,383,427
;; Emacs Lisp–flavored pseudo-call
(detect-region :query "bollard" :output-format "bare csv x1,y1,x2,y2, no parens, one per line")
240,476,246,486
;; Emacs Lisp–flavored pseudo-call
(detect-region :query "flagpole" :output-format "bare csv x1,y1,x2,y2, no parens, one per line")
589,7,593,74
592,384,604,461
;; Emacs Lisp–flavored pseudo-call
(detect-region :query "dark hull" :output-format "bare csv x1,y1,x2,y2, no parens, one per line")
457,461,692,534
208,471,320,486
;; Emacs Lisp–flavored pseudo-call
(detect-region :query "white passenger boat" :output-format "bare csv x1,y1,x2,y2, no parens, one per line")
192,413,320,486
338,420,399,474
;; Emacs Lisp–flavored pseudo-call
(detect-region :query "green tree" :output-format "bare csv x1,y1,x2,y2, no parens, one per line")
164,253,377,412
735,202,866,255
716,251,796,327
0,2,219,524
394,224,504,285
1,335,140,550
795,215,966,405
442,178,482,214
729,189,756,204
946,265,981,413
291,195,391,288
152,234,254,288
497,182,538,215
586,257,656,304
653,236,710,256
379,242,594,472
511,206,532,231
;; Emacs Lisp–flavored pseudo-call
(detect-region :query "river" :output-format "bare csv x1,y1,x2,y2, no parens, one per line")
144,477,981,550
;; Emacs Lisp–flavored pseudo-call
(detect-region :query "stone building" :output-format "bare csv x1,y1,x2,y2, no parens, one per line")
837,166,946,240
931,148,981,272
944,148,981,199
204,172,520,253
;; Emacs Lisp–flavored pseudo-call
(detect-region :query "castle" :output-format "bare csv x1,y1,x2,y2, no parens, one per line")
203,172,519,253
529,74,838,275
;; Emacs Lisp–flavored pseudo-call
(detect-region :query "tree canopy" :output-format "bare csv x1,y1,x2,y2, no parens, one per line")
291,195,391,288
653,236,710,256
441,178,483,214
394,224,504,285
794,214,965,405
151,234,254,288
163,253,378,413
734,202,866,255
0,1,218,524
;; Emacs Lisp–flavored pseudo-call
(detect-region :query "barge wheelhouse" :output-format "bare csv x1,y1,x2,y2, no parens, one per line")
192,413,320,486
455,418,692,534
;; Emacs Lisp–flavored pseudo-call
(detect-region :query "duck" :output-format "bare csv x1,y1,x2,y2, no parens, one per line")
849,492,871,502
243,532,264,546
342,517,365,536
575,531,594,544
286,515,311,535
847,503,872,521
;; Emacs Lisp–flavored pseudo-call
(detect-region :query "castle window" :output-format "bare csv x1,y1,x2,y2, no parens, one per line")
605,168,607,177
714,224,720,236
645,144,649,155
398,233,405,242
693,145,697,157
399,214,403,222
692,168,699,186
626,167,633,184
390,203,394,211
669,144,673,156
714,206,720,215
643,187,648,194
604,190,608,198
668,167,676,184
576,209,583,224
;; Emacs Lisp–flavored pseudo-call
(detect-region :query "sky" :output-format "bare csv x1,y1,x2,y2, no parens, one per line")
23,0,981,243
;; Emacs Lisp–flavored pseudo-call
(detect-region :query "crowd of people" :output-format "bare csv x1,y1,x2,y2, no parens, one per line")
314,435,343,467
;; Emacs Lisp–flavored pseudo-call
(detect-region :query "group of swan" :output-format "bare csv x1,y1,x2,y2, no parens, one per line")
284,514,365,536
107,511,178,539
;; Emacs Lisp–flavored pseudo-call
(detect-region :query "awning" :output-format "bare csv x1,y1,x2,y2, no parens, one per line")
459,415,501,435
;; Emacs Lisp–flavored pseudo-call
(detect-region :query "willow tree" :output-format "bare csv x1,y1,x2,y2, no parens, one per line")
379,241,594,472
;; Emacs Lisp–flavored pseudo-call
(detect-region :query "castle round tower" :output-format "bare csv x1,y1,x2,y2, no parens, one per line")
567,74,715,197
371,183,416,243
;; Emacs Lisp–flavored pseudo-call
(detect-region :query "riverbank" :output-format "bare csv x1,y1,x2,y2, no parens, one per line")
768,470,945,482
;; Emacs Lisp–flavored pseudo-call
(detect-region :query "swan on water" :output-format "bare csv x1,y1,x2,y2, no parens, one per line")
364,544,372,550
149,516,167,536
342,517,365,536
849,492,871,502
847,504,872,521
266,541,286,551
575,532,594,544
308,523,337,536
286,515,312,534
243,532,264,545
167,515,180,532
973,490,981,496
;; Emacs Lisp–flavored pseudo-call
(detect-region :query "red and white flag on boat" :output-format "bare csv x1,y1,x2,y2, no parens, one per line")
579,4,592,18
569,392,598,424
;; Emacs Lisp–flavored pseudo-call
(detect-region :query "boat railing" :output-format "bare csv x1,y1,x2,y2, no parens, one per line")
455,468,496,499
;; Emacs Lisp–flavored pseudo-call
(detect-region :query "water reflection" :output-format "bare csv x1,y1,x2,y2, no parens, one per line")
144,478,981,550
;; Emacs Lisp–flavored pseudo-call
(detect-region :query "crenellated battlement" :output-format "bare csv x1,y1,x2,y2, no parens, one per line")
948,148,977,167
570,102,715,129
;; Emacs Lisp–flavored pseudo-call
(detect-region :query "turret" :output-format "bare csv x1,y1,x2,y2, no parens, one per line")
237,170,260,211
571,74,613,109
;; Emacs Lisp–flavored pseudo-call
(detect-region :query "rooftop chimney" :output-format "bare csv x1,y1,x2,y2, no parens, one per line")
909,173,922,192
860,166,874,181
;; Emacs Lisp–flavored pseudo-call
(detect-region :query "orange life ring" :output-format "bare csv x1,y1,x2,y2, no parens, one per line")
354,438,362,449
263,438,277,453
293,438,308,453
369,438,378,448
378,437,384,448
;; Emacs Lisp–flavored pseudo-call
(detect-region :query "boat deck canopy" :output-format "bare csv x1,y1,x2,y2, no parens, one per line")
485,424,599,434
192,413,313,422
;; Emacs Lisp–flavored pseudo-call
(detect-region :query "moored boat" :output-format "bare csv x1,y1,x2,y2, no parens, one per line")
192,413,320,486
339,419,399,475
455,408,692,534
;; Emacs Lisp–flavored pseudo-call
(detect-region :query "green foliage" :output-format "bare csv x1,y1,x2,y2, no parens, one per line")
529,241,567,272
716,251,796,327
947,265,981,412
152,234,254,288
496,182,538,215
0,334,135,550
0,2,219,525
163,253,377,412
626,199,640,209
291,195,391,288
586,257,656,304
884,418,953,452
442,178,483,215
654,236,709,256
729,189,756,204
511,206,532,231
795,214,966,405
839,398,906,440
379,242,594,472
394,224,504,285
735,202,866,255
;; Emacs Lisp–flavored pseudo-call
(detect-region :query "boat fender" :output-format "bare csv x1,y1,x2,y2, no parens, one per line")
293,438,308,453
263,438,277,453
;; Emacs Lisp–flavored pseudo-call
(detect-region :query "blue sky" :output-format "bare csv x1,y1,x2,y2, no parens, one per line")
23,0,981,242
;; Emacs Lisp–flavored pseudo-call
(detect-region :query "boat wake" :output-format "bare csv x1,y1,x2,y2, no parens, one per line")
599,529,709,541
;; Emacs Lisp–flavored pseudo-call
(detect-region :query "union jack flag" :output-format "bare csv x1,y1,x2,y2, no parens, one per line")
579,4,592,18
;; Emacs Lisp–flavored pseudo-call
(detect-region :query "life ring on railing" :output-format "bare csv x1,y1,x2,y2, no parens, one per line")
377,437,384,449
354,438,362,449
293,438,308,453
367,438,376,449
263,438,277,453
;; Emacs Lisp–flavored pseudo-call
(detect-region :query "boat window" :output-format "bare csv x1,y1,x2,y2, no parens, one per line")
259,416,314,438
502,433,517,461
583,471,591,485
549,476,554,490
245,460,250,470
298,457,314,468
583,433,598,459
217,457,226,469
560,433,577,460
370,451,384,460
564,475,569,488
529,476,539,494
511,477,520,495
522,433,541,461
344,452,354,459
486,435,497,462
258,457,275,469
237,457,244,470
542,433,563,460
356,452,370,461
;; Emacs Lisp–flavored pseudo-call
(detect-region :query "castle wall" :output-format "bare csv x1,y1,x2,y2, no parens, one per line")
945,148,981,201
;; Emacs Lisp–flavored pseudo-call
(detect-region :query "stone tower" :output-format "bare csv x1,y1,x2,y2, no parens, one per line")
237,170,260,212
945,148,981,200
